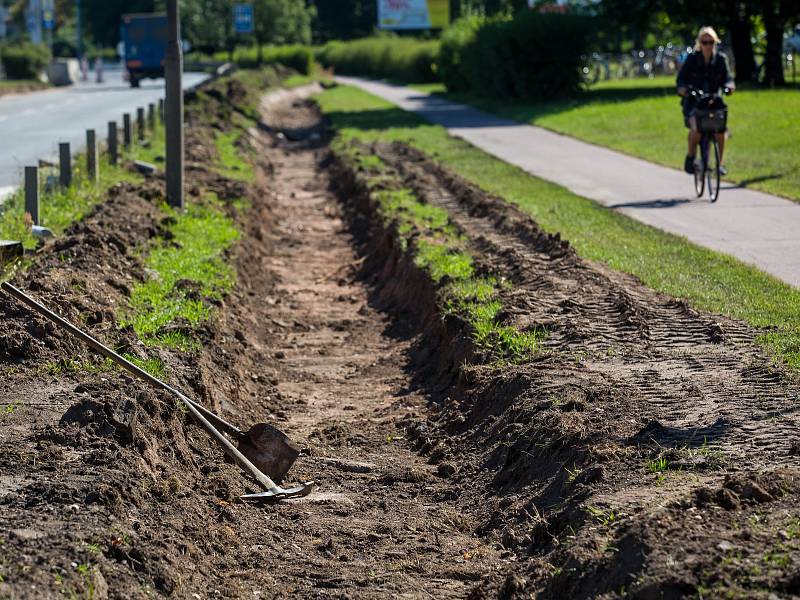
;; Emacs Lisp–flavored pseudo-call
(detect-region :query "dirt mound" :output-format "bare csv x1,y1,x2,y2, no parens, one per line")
0,183,163,365
331,138,800,597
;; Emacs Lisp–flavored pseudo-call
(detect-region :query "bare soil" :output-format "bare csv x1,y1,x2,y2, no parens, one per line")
0,79,798,600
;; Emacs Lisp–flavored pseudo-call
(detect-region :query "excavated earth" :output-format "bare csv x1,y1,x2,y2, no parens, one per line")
0,78,798,600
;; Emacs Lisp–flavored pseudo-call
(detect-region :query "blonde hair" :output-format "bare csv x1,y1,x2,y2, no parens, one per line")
695,26,721,51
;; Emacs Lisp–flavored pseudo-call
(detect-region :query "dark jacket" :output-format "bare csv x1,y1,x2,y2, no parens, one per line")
677,51,732,94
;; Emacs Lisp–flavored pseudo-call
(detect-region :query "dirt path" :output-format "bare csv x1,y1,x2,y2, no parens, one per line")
192,90,510,597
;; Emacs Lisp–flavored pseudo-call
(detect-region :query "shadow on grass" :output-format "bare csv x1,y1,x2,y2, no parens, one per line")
432,81,677,123
325,107,425,132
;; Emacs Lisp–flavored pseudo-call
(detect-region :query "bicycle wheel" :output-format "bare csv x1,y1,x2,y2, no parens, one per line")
694,136,706,197
707,137,721,203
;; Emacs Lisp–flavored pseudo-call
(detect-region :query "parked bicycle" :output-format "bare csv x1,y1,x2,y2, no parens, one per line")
687,86,730,203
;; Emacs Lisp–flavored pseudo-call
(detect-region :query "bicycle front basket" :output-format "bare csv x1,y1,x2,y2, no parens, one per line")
696,107,728,133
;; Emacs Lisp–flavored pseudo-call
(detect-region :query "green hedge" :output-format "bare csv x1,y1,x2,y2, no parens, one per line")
1,43,51,80
439,13,591,99
214,45,314,75
316,37,439,83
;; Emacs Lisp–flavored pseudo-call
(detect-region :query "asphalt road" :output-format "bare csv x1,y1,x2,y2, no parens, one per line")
338,76,800,288
0,66,208,199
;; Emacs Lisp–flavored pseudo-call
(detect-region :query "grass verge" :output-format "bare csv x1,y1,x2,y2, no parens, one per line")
318,84,800,369
120,197,239,352
421,76,800,201
335,140,543,363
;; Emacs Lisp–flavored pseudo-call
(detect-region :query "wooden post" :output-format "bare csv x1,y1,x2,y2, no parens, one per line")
165,0,184,209
86,129,98,183
108,121,118,166
25,166,39,225
59,142,71,188
137,107,145,141
123,113,132,149
148,102,156,130
158,98,165,123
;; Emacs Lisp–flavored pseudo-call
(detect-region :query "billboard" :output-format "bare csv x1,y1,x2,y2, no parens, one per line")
378,0,450,30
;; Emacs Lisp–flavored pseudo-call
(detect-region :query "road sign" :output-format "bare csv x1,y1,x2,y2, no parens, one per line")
42,0,54,30
233,4,254,34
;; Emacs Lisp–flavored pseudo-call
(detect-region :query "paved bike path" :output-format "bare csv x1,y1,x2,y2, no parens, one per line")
337,76,800,288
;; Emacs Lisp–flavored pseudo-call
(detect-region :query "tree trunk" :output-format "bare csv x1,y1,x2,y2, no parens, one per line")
728,11,756,83
762,11,786,86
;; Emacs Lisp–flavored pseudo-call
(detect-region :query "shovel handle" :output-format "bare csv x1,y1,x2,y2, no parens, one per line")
0,282,243,438
1,281,299,497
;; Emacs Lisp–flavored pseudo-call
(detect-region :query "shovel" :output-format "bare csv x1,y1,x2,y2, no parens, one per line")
1,281,314,501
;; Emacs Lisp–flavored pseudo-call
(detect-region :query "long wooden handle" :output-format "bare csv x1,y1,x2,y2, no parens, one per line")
1,281,279,492
0,282,243,440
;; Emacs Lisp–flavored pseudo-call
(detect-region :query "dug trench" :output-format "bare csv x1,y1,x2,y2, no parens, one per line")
0,73,797,600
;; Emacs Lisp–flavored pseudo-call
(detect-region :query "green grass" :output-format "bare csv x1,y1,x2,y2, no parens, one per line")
424,75,800,201
214,129,255,182
120,198,239,350
0,158,140,251
337,141,543,363
0,79,50,95
317,85,800,369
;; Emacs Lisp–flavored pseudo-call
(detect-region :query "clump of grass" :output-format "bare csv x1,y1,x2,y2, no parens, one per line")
0,161,140,251
120,198,239,350
214,129,255,182
341,141,543,363
646,457,669,473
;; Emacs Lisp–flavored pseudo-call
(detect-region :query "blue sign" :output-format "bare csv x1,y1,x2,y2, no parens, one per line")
42,0,55,30
233,4,254,34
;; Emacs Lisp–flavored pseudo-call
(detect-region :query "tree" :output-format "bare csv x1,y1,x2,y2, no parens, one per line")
182,0,235,56
760,0,799,86
253,0,313,60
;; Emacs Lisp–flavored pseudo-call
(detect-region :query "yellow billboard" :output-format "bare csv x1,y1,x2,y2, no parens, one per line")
378,0,450,30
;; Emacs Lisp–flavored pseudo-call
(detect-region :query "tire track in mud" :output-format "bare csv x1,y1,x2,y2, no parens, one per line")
375,142,800,469
333,140,800,597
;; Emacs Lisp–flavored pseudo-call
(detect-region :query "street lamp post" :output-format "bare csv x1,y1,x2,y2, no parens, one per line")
165,0,184,209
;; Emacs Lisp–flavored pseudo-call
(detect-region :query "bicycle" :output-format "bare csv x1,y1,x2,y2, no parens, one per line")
688,87,730,203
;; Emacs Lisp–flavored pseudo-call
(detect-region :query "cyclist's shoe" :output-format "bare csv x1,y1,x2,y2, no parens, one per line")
684,155,695,174
719,165,728,176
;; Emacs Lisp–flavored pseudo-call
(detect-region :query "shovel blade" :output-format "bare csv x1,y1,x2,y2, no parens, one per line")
240,481,315,502
237,423,300,482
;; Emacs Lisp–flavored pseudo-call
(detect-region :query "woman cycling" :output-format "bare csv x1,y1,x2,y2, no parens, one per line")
676,26,735,175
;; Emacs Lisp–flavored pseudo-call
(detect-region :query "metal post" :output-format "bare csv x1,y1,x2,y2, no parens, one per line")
108,121,118,166
59,142,71,188
25,166,39,225
148,102,156,130
123,113,132,149
165,0,184,209
86,129,98,183
137,107,145,141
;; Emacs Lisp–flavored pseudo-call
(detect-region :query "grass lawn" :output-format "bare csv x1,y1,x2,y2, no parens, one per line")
420,76,800,202
317,84,800,369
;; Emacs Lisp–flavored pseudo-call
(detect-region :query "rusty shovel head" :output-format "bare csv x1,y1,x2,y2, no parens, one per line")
237,423,301,482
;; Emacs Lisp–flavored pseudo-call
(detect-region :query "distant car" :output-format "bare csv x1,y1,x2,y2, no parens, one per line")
120,13,167,88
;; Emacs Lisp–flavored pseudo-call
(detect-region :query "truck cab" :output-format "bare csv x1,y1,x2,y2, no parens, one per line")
120,13,168,88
